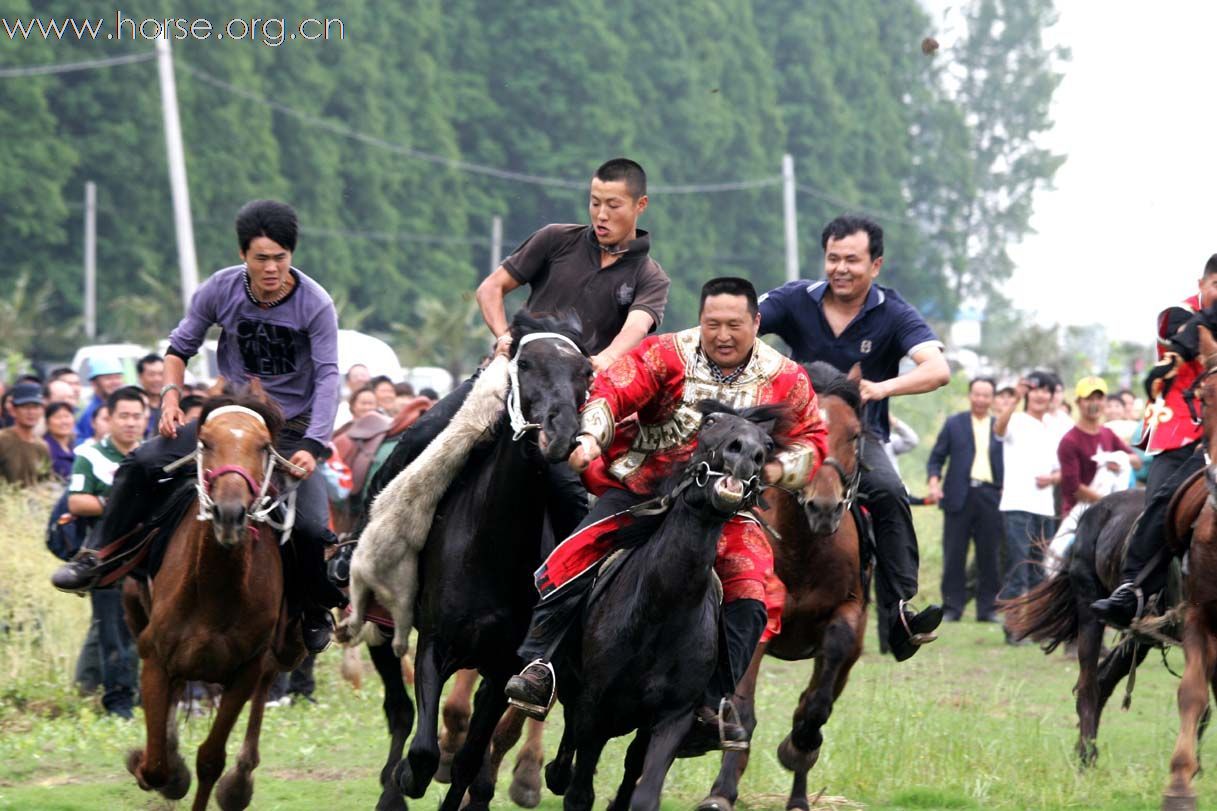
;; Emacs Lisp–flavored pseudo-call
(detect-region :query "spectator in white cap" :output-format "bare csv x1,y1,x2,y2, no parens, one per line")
76,358,125,441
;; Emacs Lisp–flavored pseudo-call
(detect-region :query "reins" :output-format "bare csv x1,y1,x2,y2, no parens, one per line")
506,332,586,441
163,405,306,544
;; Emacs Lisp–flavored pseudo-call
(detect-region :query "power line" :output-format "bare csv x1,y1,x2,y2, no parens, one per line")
0,50,154,77
177,61,783,195
795,183,921,228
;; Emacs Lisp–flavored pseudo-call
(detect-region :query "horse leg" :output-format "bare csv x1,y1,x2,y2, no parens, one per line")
369,639,414,811
191,661,262,811
607,729,650,811
1164,608,1216,810
126,657,178,794
628,712,695,811
1073,615,1105,767
700,641,767,811
1088,625,1152,767
396,632,446,798
508,716,545,808
214,666,276,811
545,715,577,796
437,668,477,783
563,733,608,811
779,607,861,774
442,675,510,811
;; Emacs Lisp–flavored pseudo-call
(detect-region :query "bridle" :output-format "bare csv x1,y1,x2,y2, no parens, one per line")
1184,364,1217,426
163,405,305,542
506,332,587,441
817,429,865,512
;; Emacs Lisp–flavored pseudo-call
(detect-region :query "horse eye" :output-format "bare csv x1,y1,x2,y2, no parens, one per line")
517,358,530,371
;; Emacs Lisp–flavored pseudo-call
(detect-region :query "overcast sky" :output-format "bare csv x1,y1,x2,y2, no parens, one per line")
999,3,1217,343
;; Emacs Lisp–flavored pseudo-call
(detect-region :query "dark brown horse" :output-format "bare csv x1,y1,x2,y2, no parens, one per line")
1163,324,1217,811
699,361,870,811
123,387,305,811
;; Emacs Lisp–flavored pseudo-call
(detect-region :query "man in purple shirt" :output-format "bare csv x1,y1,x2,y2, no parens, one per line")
51,200,343,653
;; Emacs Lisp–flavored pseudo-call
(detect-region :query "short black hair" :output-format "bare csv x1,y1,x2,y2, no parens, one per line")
1106,393,1124,404
1205,254,1217,277
48,366,75,381
419,387,440,400
1117,389,1135,400
700,277,759,316
236,199,299,253
44,401,74,421
106,385,147,412
593,158,647,200
821,215,884,260
969,377,996,393
136,353,163,375
394,381,415,397
1026,370,1057,391
369,375,394,391
179,394,204,414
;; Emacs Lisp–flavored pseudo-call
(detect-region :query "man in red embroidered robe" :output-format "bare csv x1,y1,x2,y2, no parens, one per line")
504,277,828,752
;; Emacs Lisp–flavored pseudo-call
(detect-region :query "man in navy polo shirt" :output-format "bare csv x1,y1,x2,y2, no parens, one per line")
759,214,951,660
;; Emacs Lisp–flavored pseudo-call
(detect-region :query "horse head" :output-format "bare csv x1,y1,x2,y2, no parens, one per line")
508,310,592,464
196,384,284,548
683,400,780,516
800,362,864,535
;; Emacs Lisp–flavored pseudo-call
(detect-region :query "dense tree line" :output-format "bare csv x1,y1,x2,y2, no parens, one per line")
1,0,1065,372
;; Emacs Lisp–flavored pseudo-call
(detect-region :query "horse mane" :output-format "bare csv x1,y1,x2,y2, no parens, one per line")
197,385,285,440
804,361,862,415
509,309,588,357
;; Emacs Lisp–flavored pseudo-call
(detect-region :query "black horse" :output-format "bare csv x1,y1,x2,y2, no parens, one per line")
543,401,781,811
1004,488,1170,765
360,311,591,811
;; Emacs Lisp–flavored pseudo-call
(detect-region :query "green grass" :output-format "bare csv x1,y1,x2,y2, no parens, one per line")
0,483,1207,810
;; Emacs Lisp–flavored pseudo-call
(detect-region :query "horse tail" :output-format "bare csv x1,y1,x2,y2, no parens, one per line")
1001,544,1077,653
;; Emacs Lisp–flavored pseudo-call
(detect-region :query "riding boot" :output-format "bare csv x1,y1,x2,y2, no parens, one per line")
1091,446,1204,628
505,569,597,719
887,602,944,662
677,599,766,758
51,426,197,593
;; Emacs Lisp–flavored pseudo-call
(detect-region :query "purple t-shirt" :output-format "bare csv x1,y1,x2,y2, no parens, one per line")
167,265,340,451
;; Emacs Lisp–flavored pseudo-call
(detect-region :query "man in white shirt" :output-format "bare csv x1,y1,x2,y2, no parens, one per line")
993,371,1061,622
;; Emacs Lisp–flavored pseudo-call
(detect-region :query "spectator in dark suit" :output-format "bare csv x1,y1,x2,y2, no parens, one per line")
926,377,1004,622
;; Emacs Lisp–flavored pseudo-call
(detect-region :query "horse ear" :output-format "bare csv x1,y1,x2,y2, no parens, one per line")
698,399,734,417
847,363,863,383
1199,325,1217,366
246,377,268,401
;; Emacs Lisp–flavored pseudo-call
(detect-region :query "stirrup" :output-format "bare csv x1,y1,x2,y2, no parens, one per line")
506,659,556,719
1112,581,1146,620
718,696,749,752
898,599,938,646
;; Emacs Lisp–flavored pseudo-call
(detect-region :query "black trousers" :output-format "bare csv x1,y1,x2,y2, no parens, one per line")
1120,442,1205,592
939,483,1002,619
84,421,343,611
860,436,921,609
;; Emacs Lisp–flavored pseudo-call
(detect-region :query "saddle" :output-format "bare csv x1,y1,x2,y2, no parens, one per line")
588,546,723,610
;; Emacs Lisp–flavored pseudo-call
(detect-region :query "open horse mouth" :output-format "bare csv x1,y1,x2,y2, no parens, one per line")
713,475,746,506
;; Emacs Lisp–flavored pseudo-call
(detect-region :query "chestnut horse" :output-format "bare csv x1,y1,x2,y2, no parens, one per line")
1163,324,1217,811
123,388,305,811
699,361,870,811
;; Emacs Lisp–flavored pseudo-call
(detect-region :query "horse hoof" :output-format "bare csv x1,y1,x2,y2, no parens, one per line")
160,755,192,801
544,760,571,796
215,770,254,811
776,734,820,773
125,749,152,791
697,794,734,811
396,752,436,799
435,750,454,784
509,757,542,808
1162,792,1197,811
375,787,408,811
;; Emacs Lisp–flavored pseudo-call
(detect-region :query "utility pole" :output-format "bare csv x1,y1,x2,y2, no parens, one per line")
782,153,799,282
84,181,96,339
489,215,503,277
155,36,199,312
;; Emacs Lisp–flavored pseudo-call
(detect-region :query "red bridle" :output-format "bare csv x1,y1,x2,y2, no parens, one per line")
203,464,263,498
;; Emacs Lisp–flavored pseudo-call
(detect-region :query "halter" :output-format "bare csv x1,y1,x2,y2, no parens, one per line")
506,332,585,441
818,429,865,512
629,459,763,519
163,405,305,543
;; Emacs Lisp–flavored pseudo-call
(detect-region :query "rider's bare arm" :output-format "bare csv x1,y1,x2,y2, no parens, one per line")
860,345,950,403
591,310,654,373
476,266,523,340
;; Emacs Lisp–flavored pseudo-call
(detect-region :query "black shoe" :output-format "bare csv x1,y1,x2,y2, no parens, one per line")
505,660,556,720
889,602,944,662
1090,583,1140,629
106,704,135,721
302,607,334,655
50,552,104,593
677,701,749,758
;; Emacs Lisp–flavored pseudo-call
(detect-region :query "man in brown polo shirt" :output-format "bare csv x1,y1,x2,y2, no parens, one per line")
476,157,670,371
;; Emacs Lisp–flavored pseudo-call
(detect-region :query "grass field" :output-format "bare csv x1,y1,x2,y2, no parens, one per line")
0,480,1208,811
